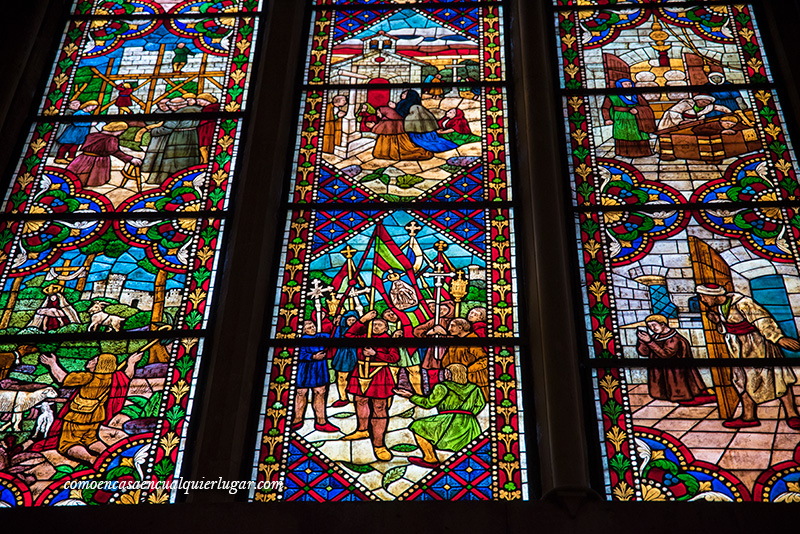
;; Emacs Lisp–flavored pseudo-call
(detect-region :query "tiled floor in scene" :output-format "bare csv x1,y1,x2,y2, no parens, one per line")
630,383,800,491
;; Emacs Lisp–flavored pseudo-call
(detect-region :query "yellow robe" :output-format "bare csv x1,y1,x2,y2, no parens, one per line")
322,104,343,153
719,294,797,403
58,371,113,453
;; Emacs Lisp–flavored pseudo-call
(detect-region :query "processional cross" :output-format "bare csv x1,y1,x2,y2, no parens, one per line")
404,221,422,237
424,262,451,326
308,279,333,331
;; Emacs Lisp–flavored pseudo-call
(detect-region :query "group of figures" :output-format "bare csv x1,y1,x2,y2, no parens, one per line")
292,300,489,468
637,284,800,430
0,337,176,502
603,72,751,160
323,87,479,162
52,92,219,193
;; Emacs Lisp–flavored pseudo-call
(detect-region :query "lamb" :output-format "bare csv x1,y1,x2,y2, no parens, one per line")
87,301,125,332
0,386,58,432
34,401,54,438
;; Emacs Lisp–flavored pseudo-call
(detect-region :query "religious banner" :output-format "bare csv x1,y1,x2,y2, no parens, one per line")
252,0,527,502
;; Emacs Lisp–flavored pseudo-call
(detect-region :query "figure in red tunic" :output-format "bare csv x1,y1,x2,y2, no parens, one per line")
27,285,80,332
342,310,399,462
66,122,142,187
115,83,135,114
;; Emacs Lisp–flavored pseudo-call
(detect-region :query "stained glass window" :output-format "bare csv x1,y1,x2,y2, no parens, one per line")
251,0,529,502
0,0,261,506
555,1,800,501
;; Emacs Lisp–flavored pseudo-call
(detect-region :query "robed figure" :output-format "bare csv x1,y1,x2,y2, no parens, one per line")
34,352,143,465
696,284,800,429
66,122,140,187
397,363,485,468
635,314,712,404
601,78,656,158
372,106,433,161
27,287,80,332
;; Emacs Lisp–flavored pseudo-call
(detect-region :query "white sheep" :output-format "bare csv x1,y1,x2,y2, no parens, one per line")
0,387,58,432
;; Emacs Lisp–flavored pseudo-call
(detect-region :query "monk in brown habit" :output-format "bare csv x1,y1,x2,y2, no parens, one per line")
636,314,714,405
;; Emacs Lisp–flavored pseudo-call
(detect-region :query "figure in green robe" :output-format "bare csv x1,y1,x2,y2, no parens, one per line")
601,78,656,158
396,363,486,468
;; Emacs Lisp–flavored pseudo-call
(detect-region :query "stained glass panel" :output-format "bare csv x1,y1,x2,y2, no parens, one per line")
593,365,800,502
253,345,526,501
39,16,258,116
563,89,800,207
72,0,263,16
556,5,771,91
269,209,517,340
6,119,242,213
289,87,510,204
305,6,504,85
252,0,527,502
0,0,260,506
559,0,800,502
576,211,800,360
0,217,224,336
0,336,203,506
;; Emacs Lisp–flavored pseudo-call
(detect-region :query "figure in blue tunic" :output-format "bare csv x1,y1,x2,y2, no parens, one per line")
291,320,339,433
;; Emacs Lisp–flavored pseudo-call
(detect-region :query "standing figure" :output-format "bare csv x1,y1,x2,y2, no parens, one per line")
144,98,201,185
171,43,195,72
66,122,142,187
424,73,445,99
54,100,98,164
371,105,433,161
114,82,135,114
396,363,485,468
322,95,348,154
696,284,800,429
38,351,143,464
291,321,339,433
601,78,656,157
330,311,359,407
343,311,399,462
27,286,81,332
196,93,220,163
635,314,714,405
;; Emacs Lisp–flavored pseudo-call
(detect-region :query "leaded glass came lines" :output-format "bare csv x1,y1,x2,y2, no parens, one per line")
0,0,261,507
251,0,528,502
556,1,800,502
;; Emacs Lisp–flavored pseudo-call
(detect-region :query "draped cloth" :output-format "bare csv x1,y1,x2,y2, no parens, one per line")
372,107,433,161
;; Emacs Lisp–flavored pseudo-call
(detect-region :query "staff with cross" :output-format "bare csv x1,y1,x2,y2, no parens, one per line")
308,279,334,331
